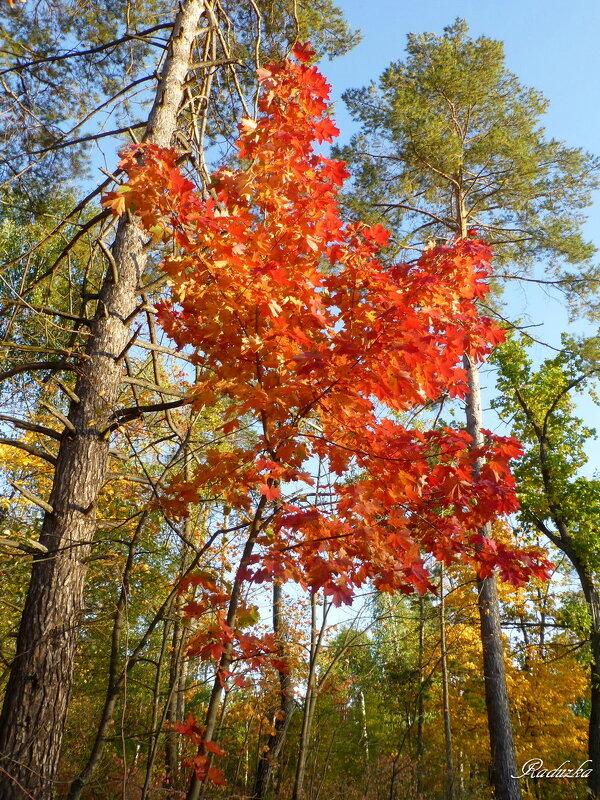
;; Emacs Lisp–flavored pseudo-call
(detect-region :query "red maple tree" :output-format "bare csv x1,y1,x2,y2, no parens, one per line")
104,42,550,783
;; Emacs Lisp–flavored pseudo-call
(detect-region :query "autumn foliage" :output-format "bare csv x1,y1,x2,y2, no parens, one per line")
104,42,551,782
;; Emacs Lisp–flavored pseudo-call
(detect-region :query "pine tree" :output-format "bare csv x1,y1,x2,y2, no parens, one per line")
338,18,599,800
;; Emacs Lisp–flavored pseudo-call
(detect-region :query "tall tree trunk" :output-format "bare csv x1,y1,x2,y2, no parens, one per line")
358,688,369,767
440,565,455,800
164,604,188,791
588,619,600,800
416,595,425,799
186,498,267,800
464,354,521,800
68,512,147,800
292,593,320,800
0,4,206,797
252,581,295,800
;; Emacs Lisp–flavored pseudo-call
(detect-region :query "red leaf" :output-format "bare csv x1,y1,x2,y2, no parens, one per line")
292,41,316,63
314,117,340,143
204,740,226,756
207,766,227,786
259,483,281,500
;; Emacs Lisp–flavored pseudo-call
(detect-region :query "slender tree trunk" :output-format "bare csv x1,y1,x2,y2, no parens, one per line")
164,510,195,793
464,354,521,800
0,5,206,798
518,611,530,672
440,565,455,800
292,593,320,800
252,581,295,800
416,596,425,799
314,725,338,800
186,498,267,800
164,606,188,791
141,619,172,800
358,689,369,766
68,512,147,800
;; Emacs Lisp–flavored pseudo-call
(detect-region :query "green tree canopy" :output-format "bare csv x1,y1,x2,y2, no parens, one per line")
492,334,600,571
338,18,599,297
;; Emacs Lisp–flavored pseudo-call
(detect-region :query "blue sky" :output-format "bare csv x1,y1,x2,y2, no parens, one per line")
319,0,599,463
323,0,600,321
326,0,600,156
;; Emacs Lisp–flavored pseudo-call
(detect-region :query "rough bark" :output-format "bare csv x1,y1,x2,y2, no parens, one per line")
0,4,206,798
588,606,600,800
464,354,522,800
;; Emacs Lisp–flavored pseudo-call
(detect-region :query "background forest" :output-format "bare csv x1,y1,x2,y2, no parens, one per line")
0,2,598,800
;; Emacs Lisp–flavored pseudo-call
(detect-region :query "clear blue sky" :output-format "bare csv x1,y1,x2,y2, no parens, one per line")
321,0,599,459
326,0,600,158
323,0,600,320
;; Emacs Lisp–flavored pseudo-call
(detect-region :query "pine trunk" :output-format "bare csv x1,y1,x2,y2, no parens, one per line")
0,4,206,797
464,354,521,800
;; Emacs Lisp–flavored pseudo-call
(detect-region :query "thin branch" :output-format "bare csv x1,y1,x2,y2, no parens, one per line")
0,438,57,466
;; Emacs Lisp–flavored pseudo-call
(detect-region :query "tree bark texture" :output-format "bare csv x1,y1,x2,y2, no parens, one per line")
0,4,206,797
464,354,522,800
